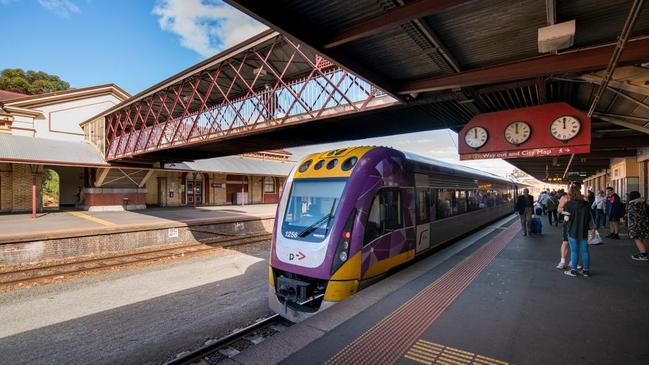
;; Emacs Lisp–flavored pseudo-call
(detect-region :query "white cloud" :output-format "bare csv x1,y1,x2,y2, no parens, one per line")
152,0,268,58
38,0,80,17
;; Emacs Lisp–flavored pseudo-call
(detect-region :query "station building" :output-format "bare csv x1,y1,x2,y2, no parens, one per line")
0,85,293,213
583,148,649,199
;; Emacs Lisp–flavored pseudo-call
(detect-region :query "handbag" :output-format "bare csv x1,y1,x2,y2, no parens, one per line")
588,215,603,245
588,229,603,245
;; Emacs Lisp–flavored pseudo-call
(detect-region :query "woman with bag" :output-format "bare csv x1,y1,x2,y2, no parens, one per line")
564,186,594,277
627,191,649,261
592,191,606,229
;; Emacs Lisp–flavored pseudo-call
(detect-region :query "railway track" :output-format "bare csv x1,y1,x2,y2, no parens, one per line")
164,314,292,365
0,233,272,289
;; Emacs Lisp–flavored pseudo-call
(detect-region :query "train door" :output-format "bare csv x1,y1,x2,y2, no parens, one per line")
414,174,430,254
415,188,431,253
362,188,405,278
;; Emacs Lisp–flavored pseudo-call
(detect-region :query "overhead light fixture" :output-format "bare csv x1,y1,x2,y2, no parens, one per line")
538,20,576,53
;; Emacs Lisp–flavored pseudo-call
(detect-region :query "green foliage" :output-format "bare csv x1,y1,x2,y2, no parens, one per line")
0,68,70,95
42,169,60,207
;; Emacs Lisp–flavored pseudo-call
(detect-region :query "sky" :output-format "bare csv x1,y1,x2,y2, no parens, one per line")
0,0,515,177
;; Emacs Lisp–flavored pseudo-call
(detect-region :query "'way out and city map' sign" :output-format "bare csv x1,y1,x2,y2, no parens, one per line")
458,103,591,161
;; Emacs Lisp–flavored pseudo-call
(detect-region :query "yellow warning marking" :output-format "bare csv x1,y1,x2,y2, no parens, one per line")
405,354,433,365
476,355,510,365
403,340,512,365
412,343,442,354
438,354,470,364
443,350,473,361
410,348,439,359
68,211,116,226
418,339,444,348
445,347,474,356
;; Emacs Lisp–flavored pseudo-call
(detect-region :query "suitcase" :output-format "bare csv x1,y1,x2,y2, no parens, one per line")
530,216,542,234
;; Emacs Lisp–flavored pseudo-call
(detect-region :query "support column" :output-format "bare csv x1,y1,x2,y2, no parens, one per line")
29,164,39,218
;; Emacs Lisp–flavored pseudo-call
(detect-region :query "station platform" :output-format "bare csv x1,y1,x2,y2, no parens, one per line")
232,215,649,365
0,205,276,266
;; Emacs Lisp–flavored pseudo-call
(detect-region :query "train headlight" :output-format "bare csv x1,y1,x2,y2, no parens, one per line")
339,251,348,262
331,209,356,275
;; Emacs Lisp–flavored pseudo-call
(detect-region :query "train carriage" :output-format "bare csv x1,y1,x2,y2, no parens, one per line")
269,146,518,322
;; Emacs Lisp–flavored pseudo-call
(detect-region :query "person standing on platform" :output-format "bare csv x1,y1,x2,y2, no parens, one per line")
564,186,593,277
605,187,623,239
627,191,649,261
516,188,534,236
592,191,606,229
556,189,571,269
539,190,549,215
547,191,559,227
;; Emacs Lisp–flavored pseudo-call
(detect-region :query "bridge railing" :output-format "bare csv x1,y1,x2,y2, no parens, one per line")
106,37,392,160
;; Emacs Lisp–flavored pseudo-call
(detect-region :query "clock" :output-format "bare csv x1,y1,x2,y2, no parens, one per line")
550,116,581,141
504,121,531,145
464,126,489,149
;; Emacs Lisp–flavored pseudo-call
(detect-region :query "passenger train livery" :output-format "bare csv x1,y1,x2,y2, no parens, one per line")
268,146,519,322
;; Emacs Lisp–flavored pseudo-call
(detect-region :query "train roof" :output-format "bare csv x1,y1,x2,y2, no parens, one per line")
402,150,515,185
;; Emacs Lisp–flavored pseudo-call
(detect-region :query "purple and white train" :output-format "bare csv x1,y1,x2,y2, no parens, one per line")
268,146,518,322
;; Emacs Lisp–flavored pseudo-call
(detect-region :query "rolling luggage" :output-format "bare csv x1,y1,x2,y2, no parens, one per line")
530,215,542,234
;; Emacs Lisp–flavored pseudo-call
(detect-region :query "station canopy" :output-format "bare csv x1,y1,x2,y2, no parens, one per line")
226,0,649,182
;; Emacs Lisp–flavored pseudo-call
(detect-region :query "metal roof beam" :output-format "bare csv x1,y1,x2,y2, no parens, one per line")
593,113,649,135
322,0,470,49
398,37,649,94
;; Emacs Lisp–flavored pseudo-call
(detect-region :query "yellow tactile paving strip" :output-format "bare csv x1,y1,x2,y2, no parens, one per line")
68,211,116,226
403,340,510,365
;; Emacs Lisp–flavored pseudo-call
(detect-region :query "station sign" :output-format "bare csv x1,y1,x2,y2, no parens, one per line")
458,102,590,161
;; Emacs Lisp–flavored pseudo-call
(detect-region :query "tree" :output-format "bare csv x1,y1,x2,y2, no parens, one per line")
0,68,70,95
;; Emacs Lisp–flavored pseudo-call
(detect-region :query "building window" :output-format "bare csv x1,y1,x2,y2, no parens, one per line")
263,176,275,193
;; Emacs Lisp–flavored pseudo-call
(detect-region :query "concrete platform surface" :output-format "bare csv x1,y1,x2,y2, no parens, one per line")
0,204,277,243
234,217,649,365
0,241,271,365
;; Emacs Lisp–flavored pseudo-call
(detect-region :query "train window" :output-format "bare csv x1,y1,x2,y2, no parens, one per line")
428,189,437,220
298,159,312,173
415,188,429,224
456,191,467,214
314,160,325,170
341,156,357,171
364,189,403,245
326,159,338,170
467,190,479,211
436,189,454,219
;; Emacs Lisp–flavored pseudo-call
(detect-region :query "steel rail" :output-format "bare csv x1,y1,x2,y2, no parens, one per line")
163,314,283,365
0,234,271,288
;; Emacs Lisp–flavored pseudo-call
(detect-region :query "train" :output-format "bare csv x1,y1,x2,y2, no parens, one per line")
268,146,519,322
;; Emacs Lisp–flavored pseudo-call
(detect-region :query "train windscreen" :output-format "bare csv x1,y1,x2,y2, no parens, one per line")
281,178,347,242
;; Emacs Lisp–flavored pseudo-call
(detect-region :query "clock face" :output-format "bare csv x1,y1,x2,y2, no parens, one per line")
550,116,581,141
504,121,531,145
464,126,489,149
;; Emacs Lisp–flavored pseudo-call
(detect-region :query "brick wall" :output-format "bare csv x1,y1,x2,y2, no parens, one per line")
10,164,42,212
0,163,13,211
84,192,147,206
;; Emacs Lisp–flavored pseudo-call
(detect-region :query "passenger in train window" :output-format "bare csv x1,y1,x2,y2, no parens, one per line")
516,188,533,236
563,186,594,277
